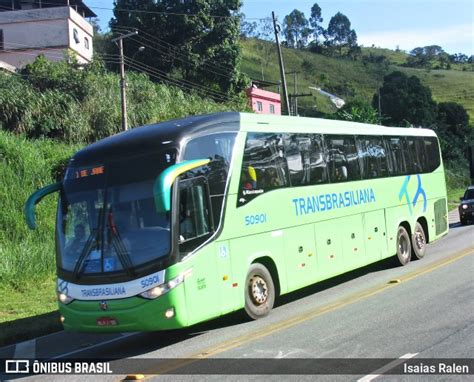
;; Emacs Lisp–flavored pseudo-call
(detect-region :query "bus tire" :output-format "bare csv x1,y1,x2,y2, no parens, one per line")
244,263,275,320
396,225,412,266
412,222,427,260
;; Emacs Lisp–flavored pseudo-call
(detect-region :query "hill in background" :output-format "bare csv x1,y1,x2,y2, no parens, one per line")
240,39,474,120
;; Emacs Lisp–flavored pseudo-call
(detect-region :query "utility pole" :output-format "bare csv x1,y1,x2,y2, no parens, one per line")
112,31,138,131
377,86,382,125
286,70,300,115
272,12,290,116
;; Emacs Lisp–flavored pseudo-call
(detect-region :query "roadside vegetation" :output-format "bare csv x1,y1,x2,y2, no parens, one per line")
0,56,248,143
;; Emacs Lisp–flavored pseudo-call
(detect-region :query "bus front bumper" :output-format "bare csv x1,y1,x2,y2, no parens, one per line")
59,286,187,332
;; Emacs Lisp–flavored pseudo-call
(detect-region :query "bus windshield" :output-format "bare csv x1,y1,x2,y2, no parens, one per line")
57,150,176,277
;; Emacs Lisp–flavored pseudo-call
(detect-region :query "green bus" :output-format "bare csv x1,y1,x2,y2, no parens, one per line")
26,112,448,331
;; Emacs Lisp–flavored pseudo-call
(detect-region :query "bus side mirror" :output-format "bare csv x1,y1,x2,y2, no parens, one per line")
24,182,62,230
154,159,210,213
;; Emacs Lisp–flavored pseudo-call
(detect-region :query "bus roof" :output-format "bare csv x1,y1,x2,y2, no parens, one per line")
70,112,437,165
71,112,240,165
239,113,438,137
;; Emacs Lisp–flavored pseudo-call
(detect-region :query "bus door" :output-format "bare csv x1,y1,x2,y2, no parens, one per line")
284,225,317,292
363,210,387,263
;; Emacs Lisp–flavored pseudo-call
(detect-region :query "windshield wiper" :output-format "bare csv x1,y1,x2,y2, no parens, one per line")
107,210,135,277
72,228,98,280
72,207,103,280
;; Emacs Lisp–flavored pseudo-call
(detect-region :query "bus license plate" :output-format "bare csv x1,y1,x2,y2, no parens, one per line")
96,317,118,326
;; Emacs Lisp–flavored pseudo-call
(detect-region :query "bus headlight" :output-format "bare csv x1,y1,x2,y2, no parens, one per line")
58,292,74,305
140,274,185,300
462,204,468,210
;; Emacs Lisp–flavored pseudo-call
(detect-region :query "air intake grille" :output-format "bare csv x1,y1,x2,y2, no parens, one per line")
434,198,447,235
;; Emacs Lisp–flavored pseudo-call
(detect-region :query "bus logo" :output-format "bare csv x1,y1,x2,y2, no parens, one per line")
99,301,108,311
399,175,427,215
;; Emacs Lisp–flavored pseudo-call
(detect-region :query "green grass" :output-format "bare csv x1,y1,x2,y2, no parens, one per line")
0,131,79,290
0,278,57,323
361,46,408,65
397,67,474,120
241,39,474,120
0,131,76,343
242,39,388,115
0,280,60,346
445,164,471,208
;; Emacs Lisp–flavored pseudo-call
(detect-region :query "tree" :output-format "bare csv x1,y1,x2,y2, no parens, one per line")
240,19,259,39
435,102,472,161
325,12,357,57
337,99,380,124
424,45,444,60
109,0,248,96
283,9,310,48
406,45,445,68
372,71,437,127
309,3,324,42
254,18,275,80
449,53,469,63
406,47,430,68
437,52,451,69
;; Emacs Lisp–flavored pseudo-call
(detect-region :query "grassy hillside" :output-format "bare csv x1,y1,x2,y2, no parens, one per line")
241,39,474,120
0,131,79,324
397,67,474,118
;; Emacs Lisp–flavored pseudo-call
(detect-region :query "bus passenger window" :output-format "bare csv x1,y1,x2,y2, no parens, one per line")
284,134,327,187
325,135,361,183
238,133,288,206
424,137,441,172
358,136,388,179
386,137,406,176
415,137,428,173
309,135,327,184
403,137,420,174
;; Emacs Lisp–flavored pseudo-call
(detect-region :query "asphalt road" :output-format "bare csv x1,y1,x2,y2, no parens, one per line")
1,216,473,382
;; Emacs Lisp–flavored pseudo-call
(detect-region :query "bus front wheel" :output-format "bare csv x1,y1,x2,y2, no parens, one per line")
412,222,427,259
396,226,412,266
244,263,275,320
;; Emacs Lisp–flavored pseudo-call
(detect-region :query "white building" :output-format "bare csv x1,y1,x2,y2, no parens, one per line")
0,0,96,69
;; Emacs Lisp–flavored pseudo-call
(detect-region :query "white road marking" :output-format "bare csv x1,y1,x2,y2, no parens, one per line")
274,349,302,359
49,333,137,360
13,339,36,359
357,352,418,382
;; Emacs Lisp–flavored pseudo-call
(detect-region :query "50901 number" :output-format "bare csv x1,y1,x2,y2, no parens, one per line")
244,213,267,226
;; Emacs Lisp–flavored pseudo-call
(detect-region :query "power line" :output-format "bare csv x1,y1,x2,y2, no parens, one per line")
122,55,233,102
127,34,238,84
111,26,240,77
4,1,267,20
0,44,235,103
102,53,237,103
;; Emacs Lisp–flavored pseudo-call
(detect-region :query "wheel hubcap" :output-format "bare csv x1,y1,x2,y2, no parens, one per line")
249,275,268,305
415,229,425,250
398,233,409,260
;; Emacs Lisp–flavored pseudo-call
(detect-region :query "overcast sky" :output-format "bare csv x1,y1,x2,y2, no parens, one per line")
88,0,473,55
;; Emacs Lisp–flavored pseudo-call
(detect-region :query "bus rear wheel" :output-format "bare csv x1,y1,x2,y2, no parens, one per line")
396,226,412,266
412,222,427,259
244,263,275,320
